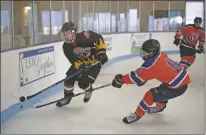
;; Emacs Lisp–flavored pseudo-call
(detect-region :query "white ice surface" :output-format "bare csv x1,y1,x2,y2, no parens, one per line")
1,54,205,134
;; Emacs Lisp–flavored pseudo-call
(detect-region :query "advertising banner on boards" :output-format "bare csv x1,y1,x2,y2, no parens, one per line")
131,33,152,54
19,46,55,87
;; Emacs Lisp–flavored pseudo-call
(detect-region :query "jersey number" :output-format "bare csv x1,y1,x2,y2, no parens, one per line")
167,58,182,72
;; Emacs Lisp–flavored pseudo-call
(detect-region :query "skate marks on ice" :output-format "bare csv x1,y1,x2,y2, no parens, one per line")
1,54,204,134
1,84,203,134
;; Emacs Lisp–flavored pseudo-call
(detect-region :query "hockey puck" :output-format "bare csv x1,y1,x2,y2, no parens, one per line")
20,105,23,108
19,96,26,102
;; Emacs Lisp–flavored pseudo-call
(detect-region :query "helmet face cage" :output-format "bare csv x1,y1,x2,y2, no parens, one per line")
61,29,76,43
140,49,148,61
140,49,155,61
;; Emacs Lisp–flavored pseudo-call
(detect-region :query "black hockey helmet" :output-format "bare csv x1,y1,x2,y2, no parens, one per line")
140,39,160,61
61,22,77,43
194,17,202,24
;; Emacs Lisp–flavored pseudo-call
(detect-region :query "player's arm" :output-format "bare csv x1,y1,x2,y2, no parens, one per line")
63,43,77,64
173,28,183,46
63,43,85,70
173,27,186,46
173,24,191,46
112,63,155,88
197,27,205,53
92,32,108,65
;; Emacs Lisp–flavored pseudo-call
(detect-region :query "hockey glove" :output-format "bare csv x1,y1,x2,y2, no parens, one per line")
196,46,205,54
173,38,180,46
112,74,124,88
97,52,108,65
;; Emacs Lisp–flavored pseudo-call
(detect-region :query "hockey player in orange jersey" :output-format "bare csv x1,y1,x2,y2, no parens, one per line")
112,39,191,124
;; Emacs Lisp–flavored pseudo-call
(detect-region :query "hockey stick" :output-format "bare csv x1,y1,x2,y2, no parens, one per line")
179,42,205,54
196,49,205,54
33,83,112,109
19,62,100,102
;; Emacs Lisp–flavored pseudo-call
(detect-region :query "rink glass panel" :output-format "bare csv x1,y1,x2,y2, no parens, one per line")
1,0,205,52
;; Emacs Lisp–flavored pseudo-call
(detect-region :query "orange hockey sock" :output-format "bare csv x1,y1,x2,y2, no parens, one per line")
135,90,154,117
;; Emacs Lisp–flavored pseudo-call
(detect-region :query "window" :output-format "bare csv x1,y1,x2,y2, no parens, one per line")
82,1,88,31
111,13,116,32
128,1,140,32
94,1,110,33
64,1,73,23
33,1,51,44
118,1,127,32
41,11,50,35
170,1,185,31
153,1,169,31
140,1,153,32
111,1,118,33
119,13,126,32
0,0,194,52
1,1,12,51
154,10,169,31
105,12,111,33
73,1,80,32
186,2,204,27
13,1,34,48
51,1,63,42
169,10,184,31
87,1,95,31
81,1,94,31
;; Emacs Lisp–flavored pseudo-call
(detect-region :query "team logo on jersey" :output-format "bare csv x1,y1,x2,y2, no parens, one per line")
84,31,91,38
190,32,199,42
73,47,91,58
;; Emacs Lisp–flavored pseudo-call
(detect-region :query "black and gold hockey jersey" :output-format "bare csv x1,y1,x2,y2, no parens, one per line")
63,30,107,69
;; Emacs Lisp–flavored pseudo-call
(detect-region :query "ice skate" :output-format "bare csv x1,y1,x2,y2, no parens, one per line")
122,113,142,124
83,84,93,103
147,104,166,113
56,92,74,107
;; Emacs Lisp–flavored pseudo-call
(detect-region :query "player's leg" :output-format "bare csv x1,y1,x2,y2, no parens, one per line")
78,63,101,103
123,90,154,124
148,100,168,113
148,84,188,113
123,84,188,124
56,66,78,107
179,45,196,69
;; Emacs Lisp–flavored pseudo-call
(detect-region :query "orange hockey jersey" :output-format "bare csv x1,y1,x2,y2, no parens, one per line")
175,24,205,47
121,52,190,88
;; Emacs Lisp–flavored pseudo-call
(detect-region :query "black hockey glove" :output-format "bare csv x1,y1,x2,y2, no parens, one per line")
196,46,205,54
96,51,108,65
173,38,180,46
112,74,124,88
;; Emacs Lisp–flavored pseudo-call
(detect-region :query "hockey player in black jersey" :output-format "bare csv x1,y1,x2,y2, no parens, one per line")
56,22,108,107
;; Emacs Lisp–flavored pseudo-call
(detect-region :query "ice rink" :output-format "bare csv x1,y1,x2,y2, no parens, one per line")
1,53,205,134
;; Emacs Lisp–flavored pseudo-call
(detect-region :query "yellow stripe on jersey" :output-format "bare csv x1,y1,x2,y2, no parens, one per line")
93,38,106,50
74,60,83,69
98,38,106,50
74,56,97,69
